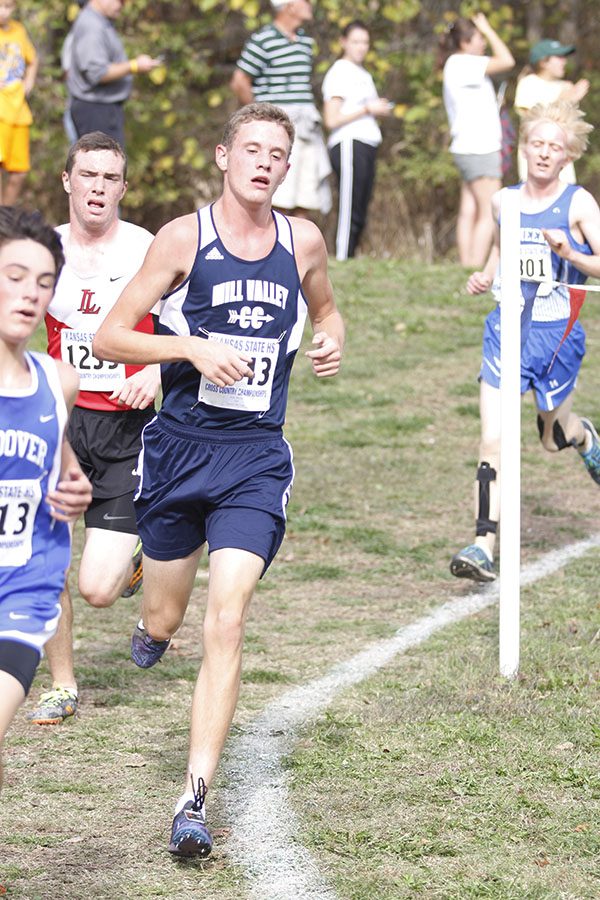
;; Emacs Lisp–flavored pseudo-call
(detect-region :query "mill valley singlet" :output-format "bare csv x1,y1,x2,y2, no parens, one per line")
158,206,309,431
0,353,70,622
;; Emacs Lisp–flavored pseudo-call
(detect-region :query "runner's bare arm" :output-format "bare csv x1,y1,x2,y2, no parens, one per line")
47,362,92,522
93,217,254,387
293,219,345,378
467,192,501,295
543,189,600,279
109,364,162,409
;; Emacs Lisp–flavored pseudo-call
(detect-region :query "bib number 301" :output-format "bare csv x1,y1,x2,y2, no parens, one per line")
520,246,552,297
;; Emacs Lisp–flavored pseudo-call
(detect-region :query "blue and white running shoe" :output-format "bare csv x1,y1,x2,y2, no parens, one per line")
169,777,213,858
450,544,496,582
579,418,600,485
130,623,170,669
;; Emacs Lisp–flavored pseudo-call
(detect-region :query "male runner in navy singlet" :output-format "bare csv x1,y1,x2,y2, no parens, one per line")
94,103,344,856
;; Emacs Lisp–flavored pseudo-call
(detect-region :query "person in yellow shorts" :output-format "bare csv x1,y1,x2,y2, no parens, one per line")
0,1,37,205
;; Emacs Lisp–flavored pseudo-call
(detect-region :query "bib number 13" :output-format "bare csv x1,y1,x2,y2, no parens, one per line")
0,479,41,567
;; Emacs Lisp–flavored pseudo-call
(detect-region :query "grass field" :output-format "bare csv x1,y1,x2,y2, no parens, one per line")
1,258,599,899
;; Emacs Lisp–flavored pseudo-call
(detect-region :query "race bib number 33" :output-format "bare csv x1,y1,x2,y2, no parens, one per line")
61,330,125,391
199,332,279,412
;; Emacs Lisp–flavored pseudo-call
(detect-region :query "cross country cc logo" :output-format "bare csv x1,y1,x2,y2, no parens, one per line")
227,306,274,329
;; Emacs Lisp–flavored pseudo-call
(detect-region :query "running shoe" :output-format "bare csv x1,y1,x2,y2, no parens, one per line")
130,622,170,668
579,418,600,485
450,544,496,582
122,539,143,598
27,687,78,725
169,777,213,858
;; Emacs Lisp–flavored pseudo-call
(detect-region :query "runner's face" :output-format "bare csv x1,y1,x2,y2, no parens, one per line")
342,28,370,66
0,240,56,349
217,121,291,205
523,122,570,180
62,149,127,231
0,1,15,27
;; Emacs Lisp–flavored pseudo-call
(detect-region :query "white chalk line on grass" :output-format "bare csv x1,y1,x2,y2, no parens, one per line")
222,533,600,900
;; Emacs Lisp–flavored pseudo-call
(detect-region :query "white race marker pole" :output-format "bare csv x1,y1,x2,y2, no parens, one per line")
499,189,521,678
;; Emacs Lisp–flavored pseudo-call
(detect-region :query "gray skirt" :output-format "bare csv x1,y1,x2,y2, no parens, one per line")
452,150,501,182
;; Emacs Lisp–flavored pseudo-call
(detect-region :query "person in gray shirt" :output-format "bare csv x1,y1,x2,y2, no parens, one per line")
67,0,160,148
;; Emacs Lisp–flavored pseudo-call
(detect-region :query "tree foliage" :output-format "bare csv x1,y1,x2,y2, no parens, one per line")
21,0,600,257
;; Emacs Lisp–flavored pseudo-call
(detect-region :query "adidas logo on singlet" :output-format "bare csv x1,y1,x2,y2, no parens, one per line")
205,247,224,261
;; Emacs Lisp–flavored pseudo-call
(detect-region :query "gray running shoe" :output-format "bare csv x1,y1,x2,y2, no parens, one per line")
579,418,600,485
27,687,78,725
450,544,496,582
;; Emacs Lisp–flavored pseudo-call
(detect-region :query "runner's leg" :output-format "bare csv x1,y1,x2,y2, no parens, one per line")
536,393,585,451
78,528,139,608
186,547,264,791
0,670,25,790
43,585,77,691
141,548,204,641
475,379,501,560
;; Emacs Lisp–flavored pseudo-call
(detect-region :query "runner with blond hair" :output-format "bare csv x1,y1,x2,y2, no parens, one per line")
451,102,600,582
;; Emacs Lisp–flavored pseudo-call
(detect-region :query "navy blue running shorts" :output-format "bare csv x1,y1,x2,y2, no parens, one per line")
134,416,294,573
0,639,41,695
480,307,585,412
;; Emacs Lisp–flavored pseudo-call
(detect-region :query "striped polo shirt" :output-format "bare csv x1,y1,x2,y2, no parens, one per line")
236,24,315,105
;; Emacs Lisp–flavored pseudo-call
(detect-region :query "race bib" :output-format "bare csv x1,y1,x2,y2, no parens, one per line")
520,245,552,297
61,330,125,391
198,332,279,413
0,479,41,567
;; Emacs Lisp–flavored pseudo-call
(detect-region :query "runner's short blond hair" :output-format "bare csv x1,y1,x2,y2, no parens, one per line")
520,101,593,161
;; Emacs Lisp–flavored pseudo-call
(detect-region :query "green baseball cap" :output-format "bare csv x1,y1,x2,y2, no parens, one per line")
530,39,575,66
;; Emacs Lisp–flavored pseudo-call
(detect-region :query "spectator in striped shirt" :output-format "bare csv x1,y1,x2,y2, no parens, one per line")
230,0,332,218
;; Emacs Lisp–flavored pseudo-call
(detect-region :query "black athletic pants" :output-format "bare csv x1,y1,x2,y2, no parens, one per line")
70,98,126,149
329,139,378,260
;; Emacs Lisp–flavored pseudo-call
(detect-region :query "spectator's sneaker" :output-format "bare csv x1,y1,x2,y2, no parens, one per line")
122,539,143,598
169,777,213,858
27,687,78,725
131,623,170,669
450,544,496,582
579,418,600,485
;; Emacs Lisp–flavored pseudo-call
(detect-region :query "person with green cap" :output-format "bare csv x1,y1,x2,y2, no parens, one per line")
515,38,589,182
